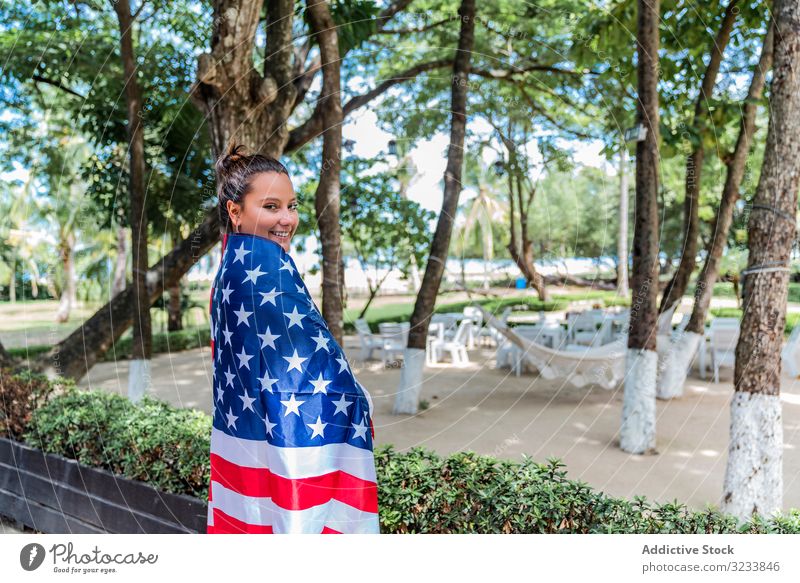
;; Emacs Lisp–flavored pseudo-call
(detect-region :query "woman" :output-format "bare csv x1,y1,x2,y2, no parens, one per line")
206,144,379,534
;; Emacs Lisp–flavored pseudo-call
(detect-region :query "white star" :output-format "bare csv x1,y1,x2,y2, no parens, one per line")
220,282,233,304
222,323,233,346
263,414,277,437
336,356,351,374
236,345,254,370
216,343,222,363
224,366,236,388
279,258,295,275
216,305,221,322
307,415,328,439
215,382,224,404
233,303,253,327
258,372,278,393
233,241,251,264
283,349,308,373
280,393,305,417
220,264,228,280
351,415,369,441
239,390,256,412
258,287,283,306
283,306,306,329
332,394,352,416
309,373,332,395
311,330,331,352
243,264,266,285
257,327,281,350
296,283,306,295
225,407,239,429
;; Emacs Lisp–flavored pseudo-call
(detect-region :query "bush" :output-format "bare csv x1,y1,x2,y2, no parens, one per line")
23,386,211,499
0,368,68,440
10,383,799,533
101,326,211,362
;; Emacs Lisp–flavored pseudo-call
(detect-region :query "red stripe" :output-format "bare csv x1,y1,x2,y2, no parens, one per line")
321,526,341,534
210,453,378,512
208,507,274,534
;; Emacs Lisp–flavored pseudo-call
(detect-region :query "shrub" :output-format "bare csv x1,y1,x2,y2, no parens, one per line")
23,386,211,499
0,368,68,440
13,383,800,533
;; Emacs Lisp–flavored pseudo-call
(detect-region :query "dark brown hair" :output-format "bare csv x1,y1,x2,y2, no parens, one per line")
215,143,291,234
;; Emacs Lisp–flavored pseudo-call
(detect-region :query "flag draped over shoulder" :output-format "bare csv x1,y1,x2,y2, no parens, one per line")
206,232,379,534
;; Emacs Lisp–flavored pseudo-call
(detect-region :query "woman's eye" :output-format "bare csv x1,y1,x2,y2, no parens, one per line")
289,203,299,211
263,204,277,210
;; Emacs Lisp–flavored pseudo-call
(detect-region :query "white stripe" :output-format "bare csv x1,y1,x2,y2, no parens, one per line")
210,426,377,482
210,480,380,534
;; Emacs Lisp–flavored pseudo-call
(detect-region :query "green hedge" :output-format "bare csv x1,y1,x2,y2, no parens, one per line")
16,384,800,533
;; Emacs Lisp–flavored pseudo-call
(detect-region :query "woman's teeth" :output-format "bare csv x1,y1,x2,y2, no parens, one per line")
270,231,289,237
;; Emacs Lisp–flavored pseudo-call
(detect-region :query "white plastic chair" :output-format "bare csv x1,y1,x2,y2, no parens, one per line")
355,318,383,361
709,323,739,383
782,326,800,378
378,322,409,366
430,319,472,366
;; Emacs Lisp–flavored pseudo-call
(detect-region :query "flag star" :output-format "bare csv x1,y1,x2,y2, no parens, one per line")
336,356,351,374
332,394,353,416
309,373,332,395
222,323,233,346
258,372,279,393
280,393,305,417
233,241,251,264
216,305,221,322
215,382,224,404
263,414,277,437
220,263,228,280
283,306,306,329
236,345,254,370
234,303,253,327
311,330,331,352
296,283,306,295
257,327,281,350
216,344,222,362
220,282,233,304
224,366,236,388
279,258,295,275
239,390,256,412
225,407,239,430
351,415,369,441
307,415,328,439
243,264,267,285
283,349,308,373
258,287,283,306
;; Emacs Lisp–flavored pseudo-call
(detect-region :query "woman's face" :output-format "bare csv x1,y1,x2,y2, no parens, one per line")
227,172,298,252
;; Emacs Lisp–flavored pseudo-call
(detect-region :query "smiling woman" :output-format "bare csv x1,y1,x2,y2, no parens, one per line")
215,143,299,252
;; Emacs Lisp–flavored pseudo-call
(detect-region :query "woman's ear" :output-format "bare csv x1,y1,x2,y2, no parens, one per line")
227,200,240,226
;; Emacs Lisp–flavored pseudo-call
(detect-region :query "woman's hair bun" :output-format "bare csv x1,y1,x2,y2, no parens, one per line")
216,143,248,177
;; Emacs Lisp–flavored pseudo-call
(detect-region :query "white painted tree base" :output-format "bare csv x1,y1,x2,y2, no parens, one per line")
620,348,657,454
128,358,152,404
392,348,426,415
656,331,701,400
721,391,783,522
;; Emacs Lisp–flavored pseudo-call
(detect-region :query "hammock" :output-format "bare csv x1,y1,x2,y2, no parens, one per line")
476,304,675,390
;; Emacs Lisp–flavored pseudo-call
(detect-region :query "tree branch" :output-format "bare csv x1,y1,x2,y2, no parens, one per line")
31,74,85,99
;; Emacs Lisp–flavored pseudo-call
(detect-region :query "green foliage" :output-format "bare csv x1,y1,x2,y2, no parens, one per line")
0,368,67,440
101,325,211,362
12,382,799,533
24,386,211,499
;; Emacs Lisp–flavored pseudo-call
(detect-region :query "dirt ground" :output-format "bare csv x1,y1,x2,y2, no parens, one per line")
75,333,800,514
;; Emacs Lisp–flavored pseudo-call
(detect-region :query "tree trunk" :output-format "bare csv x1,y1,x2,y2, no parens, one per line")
167,280,183,332
394,0,476,415
112,225,127,297
722,0,800,521
54,231,76,323
620,0,661,455
659,0,739,313
307,0,345,346
617,145,630,298
657,23,774,400
113,0,152,404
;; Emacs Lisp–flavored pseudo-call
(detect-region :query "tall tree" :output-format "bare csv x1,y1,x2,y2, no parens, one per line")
394,0,476,415
620,0,661,454
657,23,774,399
617,144,630,297
659,1,740,313
722,0,800,520
111,0,152,403
307,0,345,346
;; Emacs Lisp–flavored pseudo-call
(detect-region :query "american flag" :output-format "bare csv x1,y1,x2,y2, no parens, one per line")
206,232,379,534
